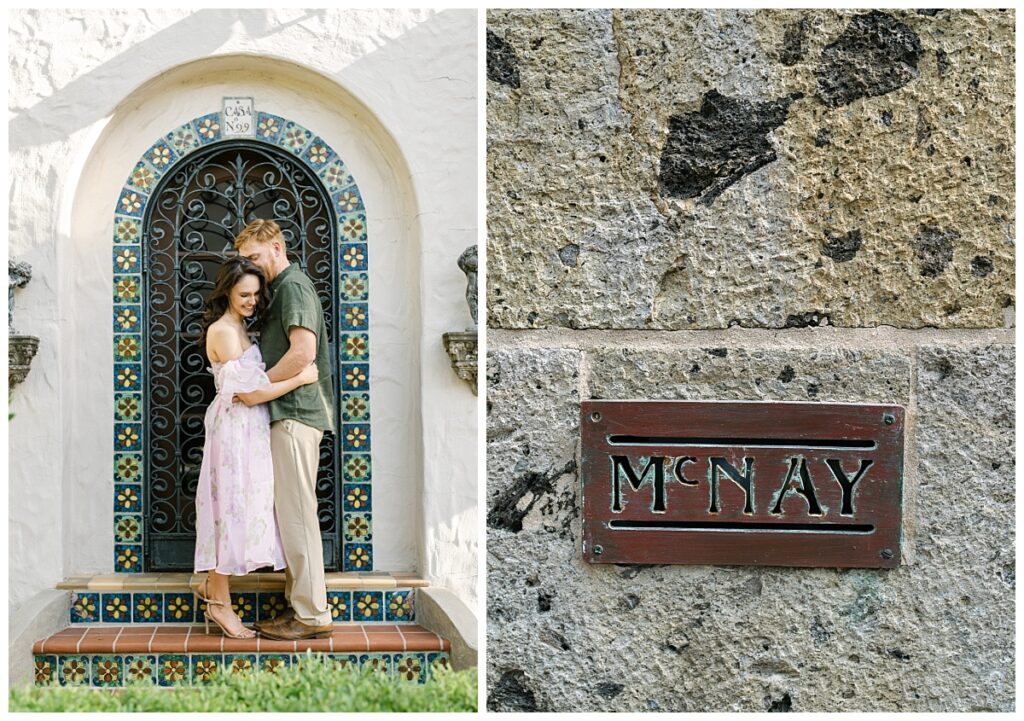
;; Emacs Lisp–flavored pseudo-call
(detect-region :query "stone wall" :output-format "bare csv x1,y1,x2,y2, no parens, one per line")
486,9,1014,712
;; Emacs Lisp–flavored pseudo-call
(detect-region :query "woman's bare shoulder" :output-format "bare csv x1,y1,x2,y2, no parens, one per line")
207,320,243,363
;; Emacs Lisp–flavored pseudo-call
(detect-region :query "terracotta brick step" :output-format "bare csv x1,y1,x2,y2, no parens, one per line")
35,623,449,655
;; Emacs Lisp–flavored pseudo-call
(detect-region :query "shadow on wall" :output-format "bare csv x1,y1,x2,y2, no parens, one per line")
9,8,437,151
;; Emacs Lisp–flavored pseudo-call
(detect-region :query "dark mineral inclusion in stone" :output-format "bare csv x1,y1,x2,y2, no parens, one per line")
822,228,862,262
486,30,521,89
817,11,923,108
659,89,799,206
915,224,959,277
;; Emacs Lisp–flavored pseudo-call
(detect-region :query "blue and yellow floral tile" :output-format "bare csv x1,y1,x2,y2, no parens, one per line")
113,274,141,303
191,655,222,684
114,364,142,392
131,593,163,623
394,652,426,682
116,188,147,218
115,392,142,422
114,483,141,512
255,112,285,143
342,362,369,391
302,137,336,171
343,483,371,513
343,513,372,544
333,187,364,215
162,592,195,623
427,652,451,678
113,216,142,245
113,245,141,273
341,333,369,362
343,454,372,483
320,160,354,193
340,272,369,302
340,243,368,271
126,161,158,195
259,654,291,674
257,593,289,623
113,305,141,333
342,302,369,331
123,654,158,685
33,655,57,685
231,592,258,624
193,113,222,145
157,655,189,686
167,122,201,157
338,213,368,243
359,653,391,675
70,592,100,623
100,592,132,623
342,424,371,453
279,122,312,155
114,545,143,573
114,335,142,363
225,654,258,676
114,513,142,544
58,655,91,686
114,453,142,484
327,591,352,622
344,544,373,573
341,393,370,422
144,139,178,172
385,590,414,622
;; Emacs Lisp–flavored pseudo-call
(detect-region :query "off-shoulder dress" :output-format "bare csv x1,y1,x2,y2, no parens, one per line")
193,343,287,575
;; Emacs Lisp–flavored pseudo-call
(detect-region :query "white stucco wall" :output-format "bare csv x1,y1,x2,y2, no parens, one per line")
8,9,478,614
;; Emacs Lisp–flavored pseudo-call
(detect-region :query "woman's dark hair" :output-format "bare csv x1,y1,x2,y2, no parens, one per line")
197,257,273,355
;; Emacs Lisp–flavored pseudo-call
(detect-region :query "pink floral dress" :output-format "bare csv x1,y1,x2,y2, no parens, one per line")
194,343,286,575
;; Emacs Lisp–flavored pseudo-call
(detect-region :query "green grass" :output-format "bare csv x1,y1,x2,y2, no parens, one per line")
11,654,477,712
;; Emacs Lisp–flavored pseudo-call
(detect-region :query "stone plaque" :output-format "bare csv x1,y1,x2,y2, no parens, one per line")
222,97,255,137
581,400,904,567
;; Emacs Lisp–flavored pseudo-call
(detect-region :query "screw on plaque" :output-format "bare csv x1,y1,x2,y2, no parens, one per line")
593,545,603,555
590,411,601,422
883,413,895,425
880,548,894,559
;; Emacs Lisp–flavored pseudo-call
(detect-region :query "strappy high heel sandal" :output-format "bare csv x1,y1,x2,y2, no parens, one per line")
195,580,255,639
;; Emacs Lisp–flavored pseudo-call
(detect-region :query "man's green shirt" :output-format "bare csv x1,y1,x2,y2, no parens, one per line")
260,264,336,433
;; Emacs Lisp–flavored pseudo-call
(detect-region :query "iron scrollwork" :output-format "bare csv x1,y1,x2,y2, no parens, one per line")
143,140,340,570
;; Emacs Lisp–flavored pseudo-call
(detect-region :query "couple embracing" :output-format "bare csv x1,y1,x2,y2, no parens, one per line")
192,219,334,641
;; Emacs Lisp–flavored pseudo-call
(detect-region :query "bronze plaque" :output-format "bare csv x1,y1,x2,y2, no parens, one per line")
581,400,904,568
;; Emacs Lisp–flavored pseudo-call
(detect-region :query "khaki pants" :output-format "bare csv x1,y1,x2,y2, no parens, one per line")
270,419,332,626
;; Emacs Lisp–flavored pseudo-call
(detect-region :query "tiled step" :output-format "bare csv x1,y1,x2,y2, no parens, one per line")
58,573,423,625
33,624,451,686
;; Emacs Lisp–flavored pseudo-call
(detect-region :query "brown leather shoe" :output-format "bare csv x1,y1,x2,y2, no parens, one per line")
253,607,295,632
257,617,333,640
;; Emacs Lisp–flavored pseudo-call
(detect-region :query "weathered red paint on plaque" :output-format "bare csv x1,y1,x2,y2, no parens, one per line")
581,400,904,568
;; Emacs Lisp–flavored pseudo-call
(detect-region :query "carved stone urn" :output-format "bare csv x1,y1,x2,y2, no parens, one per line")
9,260,39,391
443,246,478,394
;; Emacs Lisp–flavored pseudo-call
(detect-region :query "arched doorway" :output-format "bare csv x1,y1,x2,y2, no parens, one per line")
112,110,372,574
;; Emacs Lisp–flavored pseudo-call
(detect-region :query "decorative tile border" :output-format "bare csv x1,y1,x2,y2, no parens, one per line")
34,652,447,686
70,590,416,624
112,108,371,573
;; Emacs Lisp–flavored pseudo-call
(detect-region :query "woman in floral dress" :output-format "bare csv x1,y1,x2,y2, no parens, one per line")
193,257,318,638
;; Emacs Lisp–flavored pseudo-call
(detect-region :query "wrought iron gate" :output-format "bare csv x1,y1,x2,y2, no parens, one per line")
142,140,341,571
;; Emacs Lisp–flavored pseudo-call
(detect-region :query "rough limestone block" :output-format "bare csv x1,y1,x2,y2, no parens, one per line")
487,9,1014,330
909,345,1014,709
487,349,581,537
487,345,1013,711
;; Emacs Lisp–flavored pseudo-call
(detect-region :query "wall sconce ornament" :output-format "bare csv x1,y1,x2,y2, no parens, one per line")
443,245,478,394
9,260,39,391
